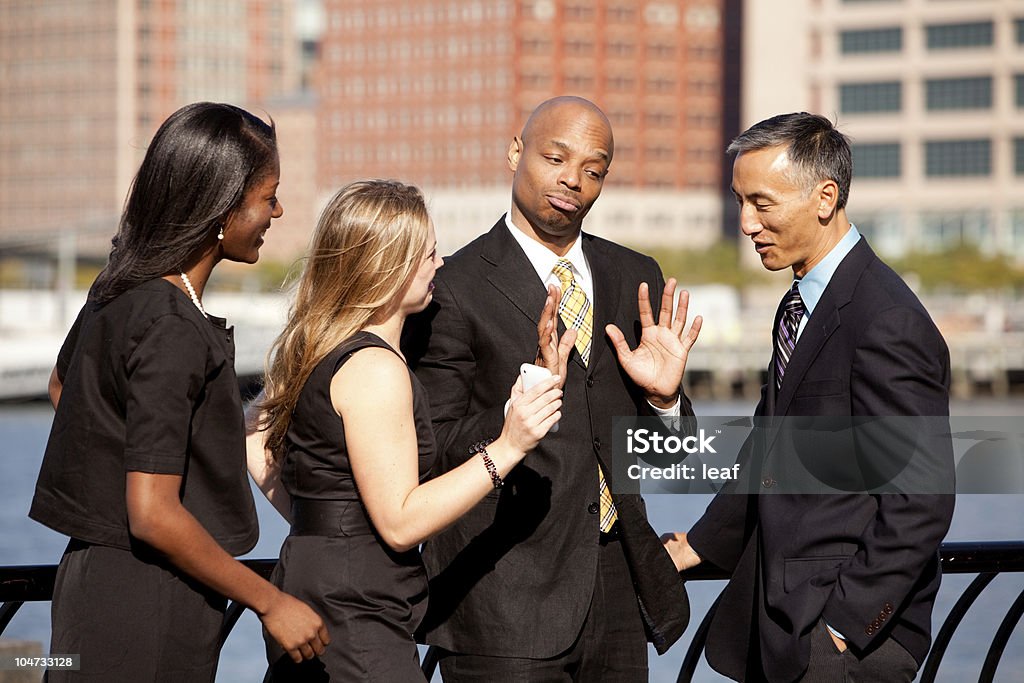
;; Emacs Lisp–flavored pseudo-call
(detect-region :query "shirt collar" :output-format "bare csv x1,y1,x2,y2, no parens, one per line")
795,224,861,316
503,213,591,288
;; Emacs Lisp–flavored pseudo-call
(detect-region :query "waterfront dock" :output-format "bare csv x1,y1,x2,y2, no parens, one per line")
2,288,1022,402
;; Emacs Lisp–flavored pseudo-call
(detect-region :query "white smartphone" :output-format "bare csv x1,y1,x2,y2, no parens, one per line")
519,363,558,433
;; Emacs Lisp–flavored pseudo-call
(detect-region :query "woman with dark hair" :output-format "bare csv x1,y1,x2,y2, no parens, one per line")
30,102,328,681
248,179,562,680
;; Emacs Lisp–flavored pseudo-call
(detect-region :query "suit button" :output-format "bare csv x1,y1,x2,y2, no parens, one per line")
761,476,775,488
587,376,595,387
884,602,894,614
865,626,875,635
593,437,602,451
588,502,599,514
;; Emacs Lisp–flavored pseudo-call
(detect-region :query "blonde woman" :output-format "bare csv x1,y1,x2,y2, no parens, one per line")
252,180,562,680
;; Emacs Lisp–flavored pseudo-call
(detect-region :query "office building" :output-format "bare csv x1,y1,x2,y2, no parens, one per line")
742,0,1024,261
0,0,301,261
317,0,738,252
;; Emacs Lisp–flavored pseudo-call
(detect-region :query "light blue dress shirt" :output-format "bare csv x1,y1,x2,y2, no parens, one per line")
794,225,862,341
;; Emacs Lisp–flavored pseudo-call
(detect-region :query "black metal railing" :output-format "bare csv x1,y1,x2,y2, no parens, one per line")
2,542,1022,681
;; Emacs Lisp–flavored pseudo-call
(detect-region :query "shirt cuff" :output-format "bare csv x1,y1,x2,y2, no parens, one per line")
647,396,680,430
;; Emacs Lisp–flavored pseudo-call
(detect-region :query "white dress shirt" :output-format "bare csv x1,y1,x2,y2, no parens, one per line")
504,214,681,417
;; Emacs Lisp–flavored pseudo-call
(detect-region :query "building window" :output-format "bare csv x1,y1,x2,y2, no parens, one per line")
925,139,991,177
687,112,717,129
565,74,594,90
646,42,676,59
645,146,674,161
920,210,991,250
607,4,635,21
522,72,550,88
687,144,715,162
852,143,901,178
839,81,901,113
840,27,902,54
926,21,993,50
565,4,595,20
1016,75,1024,108
607,40,635,56
606,74,635,91
644,111,675,127
615,144,636,160
1015,138,1024,175
689,43,719,60
855,211,903,256
1010,209,1024,253
565,38,594,55
1016,18,1024,45
688,75,719,95
925,76,992,111
646,76,675,93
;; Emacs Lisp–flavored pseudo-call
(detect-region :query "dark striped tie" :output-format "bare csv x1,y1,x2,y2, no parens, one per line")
775,281,805,390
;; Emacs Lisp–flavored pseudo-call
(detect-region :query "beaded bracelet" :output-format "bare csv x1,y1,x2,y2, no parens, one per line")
469,438,502,489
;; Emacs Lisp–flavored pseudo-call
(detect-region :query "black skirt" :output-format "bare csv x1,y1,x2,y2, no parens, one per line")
265,501,428,682
47,540,227,682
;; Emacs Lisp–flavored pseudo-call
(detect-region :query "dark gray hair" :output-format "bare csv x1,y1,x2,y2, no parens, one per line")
727,112,852,210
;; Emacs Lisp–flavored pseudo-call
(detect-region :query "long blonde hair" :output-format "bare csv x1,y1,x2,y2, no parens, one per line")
260,179,431,462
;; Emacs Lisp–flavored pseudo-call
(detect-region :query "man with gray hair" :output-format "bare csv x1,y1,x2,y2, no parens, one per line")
664,113,954,682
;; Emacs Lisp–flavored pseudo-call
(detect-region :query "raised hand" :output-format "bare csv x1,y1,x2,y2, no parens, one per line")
534,284,577,389
605,278,702,409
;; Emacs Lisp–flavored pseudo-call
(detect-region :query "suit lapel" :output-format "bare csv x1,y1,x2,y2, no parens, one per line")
480,219,549,329
581,233,621,371
773,238,877,416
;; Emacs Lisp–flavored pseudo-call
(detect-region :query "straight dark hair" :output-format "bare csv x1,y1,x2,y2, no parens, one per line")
90,102,277,303
727,112,852,210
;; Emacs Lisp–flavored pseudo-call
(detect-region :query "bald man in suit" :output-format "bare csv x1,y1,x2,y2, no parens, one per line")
405,96,700,681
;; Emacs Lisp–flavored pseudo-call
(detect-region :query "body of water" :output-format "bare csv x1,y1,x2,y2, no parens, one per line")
2,400,1023,682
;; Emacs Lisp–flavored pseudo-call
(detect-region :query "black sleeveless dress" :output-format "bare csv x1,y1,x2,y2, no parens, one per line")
265,332,437,682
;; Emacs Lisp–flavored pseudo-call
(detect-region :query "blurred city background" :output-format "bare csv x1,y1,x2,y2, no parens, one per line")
1,0,1023,401
1,2,1023,681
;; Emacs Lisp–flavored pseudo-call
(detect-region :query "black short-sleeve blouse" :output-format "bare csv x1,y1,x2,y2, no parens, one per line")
30,278,258,555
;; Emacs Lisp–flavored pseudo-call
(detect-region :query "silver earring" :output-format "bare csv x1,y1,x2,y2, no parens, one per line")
217,226,224,241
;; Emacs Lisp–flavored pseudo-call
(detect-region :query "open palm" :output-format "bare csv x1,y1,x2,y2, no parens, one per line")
606,279,702,407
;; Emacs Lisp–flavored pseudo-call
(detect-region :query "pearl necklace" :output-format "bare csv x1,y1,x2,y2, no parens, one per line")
179,272,208,318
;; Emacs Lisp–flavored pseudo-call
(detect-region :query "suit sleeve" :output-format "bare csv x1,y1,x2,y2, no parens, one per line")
686,419,765,573
821,304,955,651
407,275,506,473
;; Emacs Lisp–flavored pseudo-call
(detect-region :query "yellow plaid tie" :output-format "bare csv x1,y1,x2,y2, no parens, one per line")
552,259,618,533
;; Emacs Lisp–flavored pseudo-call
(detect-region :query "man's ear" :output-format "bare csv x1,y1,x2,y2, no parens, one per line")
507,136,523,172
816,179,840,220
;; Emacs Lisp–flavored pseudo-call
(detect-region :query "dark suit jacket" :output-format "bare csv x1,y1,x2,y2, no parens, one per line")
403,219,690,658
687,239,955,682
